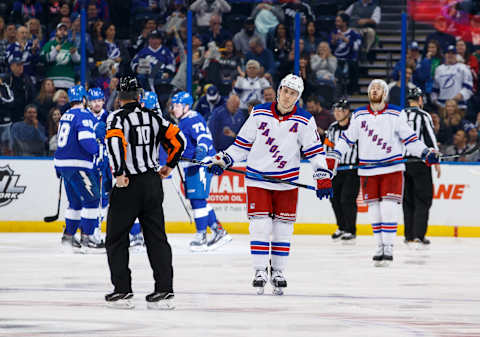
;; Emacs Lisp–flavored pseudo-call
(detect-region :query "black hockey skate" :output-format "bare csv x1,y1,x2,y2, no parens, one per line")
80,234,105,253
382,244,393,266
372,244,384,267
105,292,134,309
341,233,356,245
270,268,287,296
146,291,175,310
252,269,268,295
61,232,81,253
331,229,344,240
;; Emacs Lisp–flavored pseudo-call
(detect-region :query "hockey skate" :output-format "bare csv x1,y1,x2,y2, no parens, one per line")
61,233,81,253
331,229,344,240
130,233,146,253
341,233,356,245
80,234,106,254
270,268,287,296
207,223,232,251
252,269,268,295
105,292,134,309
146,292,175,310
372,244,384,267
189,232,208,252
414,238,430,250
382,244,393,266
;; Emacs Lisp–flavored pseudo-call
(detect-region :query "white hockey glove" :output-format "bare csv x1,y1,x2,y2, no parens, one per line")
202,151,233,175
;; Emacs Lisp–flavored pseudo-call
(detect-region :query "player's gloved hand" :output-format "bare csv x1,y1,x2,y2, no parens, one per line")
325,152,339,176
202,151,233,175
421,147,441,166
195,146,208,161
94,144,107,171
313,168,334,200
94,121,106,140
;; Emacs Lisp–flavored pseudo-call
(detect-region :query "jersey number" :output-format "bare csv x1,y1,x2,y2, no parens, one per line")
136,126,150,145
57,123,71,148
192,122,205,133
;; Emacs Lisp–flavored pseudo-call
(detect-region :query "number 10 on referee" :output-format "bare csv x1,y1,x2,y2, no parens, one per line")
104,76,186,310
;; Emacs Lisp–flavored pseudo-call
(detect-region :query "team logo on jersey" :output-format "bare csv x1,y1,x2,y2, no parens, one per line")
0,166,26,207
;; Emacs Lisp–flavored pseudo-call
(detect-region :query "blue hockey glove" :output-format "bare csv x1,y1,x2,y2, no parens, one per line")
314,168,334,200
195,146,208,161
421,148,441,166
94,121,106,140
202,151,233,176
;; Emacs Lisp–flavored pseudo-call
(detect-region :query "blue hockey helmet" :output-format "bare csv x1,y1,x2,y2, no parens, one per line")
171,91,194,107
141,91,159,109
88,87,105,101
68,85,88,103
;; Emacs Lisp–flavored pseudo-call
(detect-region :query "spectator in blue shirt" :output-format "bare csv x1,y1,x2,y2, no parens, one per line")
10,104,47,156
194,85,226,121
245,35,276,79
208,94,247,151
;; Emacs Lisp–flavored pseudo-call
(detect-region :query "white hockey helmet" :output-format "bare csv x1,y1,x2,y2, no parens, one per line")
278,74,304,102
367,79,389,102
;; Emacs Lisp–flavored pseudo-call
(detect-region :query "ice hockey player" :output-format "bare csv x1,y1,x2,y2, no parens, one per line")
171,91,232,251
55,85,106,252
203,74,334,295
332,79,441,267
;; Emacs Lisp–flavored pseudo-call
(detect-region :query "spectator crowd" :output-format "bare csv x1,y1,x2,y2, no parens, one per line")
0,0,479,161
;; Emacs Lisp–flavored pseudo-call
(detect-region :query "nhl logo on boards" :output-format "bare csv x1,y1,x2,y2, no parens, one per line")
0,165,26,207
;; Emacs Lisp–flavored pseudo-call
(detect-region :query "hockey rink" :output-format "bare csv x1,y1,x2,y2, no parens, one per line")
1,234,479,337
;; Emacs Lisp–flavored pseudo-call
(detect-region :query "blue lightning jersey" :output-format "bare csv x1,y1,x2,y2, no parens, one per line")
54,107,99,172
179,110,215,159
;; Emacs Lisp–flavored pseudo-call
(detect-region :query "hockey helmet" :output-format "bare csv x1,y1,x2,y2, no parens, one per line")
172,91,194,107
407,87,423,101
278,74,304,102
367,79,389,102
117,75,141,93
67,85,87,103
141,91,160,109
88,87,105,101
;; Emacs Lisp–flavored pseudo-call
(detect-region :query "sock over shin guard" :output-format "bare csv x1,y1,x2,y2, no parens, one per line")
190,199,209,232
368,201,383,246
270,219,294,271
249,217,273,270
380,200,398,246
130,221,141,235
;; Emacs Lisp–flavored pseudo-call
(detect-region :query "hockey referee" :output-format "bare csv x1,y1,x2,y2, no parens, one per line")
104,76,185,309
324,99,359,243
402,87,440,246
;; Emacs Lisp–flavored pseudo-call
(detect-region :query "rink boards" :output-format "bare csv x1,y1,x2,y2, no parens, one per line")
0,158,479,237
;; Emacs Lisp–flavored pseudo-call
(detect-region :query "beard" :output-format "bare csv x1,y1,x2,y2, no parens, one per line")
369,93,383,104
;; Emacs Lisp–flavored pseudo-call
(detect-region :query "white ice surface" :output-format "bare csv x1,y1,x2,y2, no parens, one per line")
1,234,480,337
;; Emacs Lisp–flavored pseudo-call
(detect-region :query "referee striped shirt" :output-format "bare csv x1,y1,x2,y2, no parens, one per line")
402,107,438,157
324,120,358,165
106,102,186,176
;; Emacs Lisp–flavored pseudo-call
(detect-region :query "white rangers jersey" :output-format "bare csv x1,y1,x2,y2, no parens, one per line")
234,76,270,110
334,104,428,176
431,63,473,108
225,102,329,190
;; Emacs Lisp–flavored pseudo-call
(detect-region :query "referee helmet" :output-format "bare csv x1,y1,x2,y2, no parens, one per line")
407,87,423,101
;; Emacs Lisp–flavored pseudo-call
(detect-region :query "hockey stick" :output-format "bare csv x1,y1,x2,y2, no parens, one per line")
181,157,316,191
173,165,193,224
337,145,480,171
44,177,62,222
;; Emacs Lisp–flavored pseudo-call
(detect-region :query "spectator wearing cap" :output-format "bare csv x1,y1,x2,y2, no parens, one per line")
10,104,47,157
6,25,40,82
424,16,456,56
208,94,247,151
344,0,381,55
190,0,231,33
11,0,43,25
200,14,231,47
194,84,226,121
245,36,276,78
233,17,259,56
432,45,473,110
40,22,80,89
306,95,333,138
6,56,35,123
131,30,175,91
234,59,270,111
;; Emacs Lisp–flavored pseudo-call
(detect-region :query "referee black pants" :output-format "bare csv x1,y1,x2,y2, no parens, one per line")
330,169,360,235
106,171,173,293
403,162,433,241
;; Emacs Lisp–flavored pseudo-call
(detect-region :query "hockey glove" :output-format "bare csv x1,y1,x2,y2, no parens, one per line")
195,146,208,161
313,168,334,200
421,148,441,166
202,151,233,176
325,152,339,176
94,121,106,140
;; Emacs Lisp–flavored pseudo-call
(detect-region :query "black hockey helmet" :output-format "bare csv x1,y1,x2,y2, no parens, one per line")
407,87,423,101
117,75,141,93
332,98,350,110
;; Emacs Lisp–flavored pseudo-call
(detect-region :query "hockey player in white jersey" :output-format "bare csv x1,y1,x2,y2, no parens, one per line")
203,74,334,295
332,79,441,266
